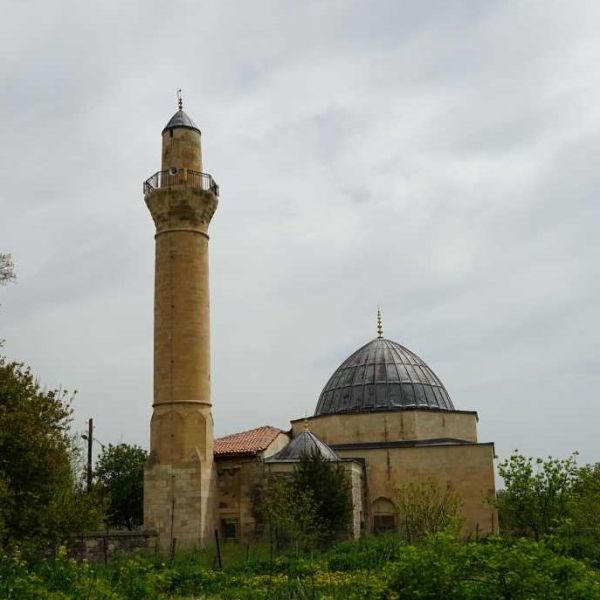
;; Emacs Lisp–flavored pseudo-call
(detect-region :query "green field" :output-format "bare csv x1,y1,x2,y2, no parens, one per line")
2,533,600,599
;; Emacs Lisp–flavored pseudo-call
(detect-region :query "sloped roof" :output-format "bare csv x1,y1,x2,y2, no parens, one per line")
162,109,200,134
214,425,284,458
266,429,339,462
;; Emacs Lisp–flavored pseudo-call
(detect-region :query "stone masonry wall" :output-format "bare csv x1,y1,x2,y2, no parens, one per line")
67,530,157,563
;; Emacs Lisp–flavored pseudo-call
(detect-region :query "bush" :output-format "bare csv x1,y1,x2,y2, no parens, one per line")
292,449,353,545
395,478,463,543
385,534,600,600
2,533,600,599
327,533,406,571
496,453,578,540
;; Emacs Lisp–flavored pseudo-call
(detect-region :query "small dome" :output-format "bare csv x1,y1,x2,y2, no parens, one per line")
162,109,200,134
314,337,454,416
267,429,339,461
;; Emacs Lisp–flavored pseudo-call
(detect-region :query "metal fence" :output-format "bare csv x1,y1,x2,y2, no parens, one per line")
144,170,219,197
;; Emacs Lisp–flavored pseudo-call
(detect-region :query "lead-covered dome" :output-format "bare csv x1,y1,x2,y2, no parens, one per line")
314,337,454,416
267,430,339,462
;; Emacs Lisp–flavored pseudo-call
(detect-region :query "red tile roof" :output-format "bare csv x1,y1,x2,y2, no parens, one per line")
214,425,285,457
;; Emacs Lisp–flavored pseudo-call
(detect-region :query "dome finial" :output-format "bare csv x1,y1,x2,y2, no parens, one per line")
177,88,183,111
377,306,383,338
304,409,310,431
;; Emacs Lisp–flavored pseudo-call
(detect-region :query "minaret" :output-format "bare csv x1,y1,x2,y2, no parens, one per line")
143,95,219,551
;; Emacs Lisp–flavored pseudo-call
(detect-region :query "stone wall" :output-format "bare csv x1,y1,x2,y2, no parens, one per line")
289,409,496,537
213,437,292,542
292,409,479,445
67,530,158,563
216,457,264,541
335,442,498,537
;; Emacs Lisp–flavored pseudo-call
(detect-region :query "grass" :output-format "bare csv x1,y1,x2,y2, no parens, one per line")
2,533,600,599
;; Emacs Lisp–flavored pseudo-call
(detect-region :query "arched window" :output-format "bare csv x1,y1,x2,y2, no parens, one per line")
372,497,396,534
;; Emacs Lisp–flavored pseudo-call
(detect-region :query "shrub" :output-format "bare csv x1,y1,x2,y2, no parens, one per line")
496,453,578,540
292,449,353,545
327,533,406,571
2,531,600,599
395,478,463,543
385,533,600,600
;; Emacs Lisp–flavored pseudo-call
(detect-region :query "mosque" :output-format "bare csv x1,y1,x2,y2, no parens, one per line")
142,100,498,551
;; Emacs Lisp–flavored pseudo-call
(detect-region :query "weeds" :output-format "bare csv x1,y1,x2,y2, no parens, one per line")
2,534,600,599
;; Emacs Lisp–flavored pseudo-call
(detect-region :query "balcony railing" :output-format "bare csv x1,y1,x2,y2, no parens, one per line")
143,170,219,198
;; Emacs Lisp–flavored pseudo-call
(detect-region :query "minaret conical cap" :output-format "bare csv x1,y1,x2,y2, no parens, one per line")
162,109,200,134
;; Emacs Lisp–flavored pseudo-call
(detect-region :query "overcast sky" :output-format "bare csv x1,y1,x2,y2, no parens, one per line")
1,0,599,468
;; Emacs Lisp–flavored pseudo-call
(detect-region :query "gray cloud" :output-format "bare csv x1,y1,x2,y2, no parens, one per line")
1,0,599,468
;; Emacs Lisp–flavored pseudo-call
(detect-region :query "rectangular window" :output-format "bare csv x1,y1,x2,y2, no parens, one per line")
221,518,238,540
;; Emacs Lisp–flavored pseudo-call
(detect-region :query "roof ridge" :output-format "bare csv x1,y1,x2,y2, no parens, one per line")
215,424,282,441
214,425,285,458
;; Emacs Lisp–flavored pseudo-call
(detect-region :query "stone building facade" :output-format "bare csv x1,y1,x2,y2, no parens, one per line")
142,103,497,551
212,338,497,542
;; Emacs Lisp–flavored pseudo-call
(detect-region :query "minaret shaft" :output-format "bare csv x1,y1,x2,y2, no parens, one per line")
153,228,210,407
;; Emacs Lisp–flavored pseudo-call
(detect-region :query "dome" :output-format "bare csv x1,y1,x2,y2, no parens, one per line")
314,337,454,416
162,109,200,134
267,429,339,462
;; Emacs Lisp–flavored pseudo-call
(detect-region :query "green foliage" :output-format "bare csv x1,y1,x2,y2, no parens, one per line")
496,452,578,539
0,260,105,546
254,473,322,553
385,533,600,600
327,533,406,571
0,357,103,550
2,534,600,599
254,450,353,551
555,462,600,564
496,452,600,566
395,478,463,543
0,547,118,600
0,473,9,540
292,449,353,545
94,443,148,530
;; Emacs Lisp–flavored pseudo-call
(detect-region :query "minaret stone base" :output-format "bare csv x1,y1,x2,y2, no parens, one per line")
144,462,216,552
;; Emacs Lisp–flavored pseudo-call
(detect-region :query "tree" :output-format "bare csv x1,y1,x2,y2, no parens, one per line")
254,472,321,553
254,450,353,552
395,479,463,543
0,357,103,550
0,253,15,345
496,452,578,540
556,462,600,563
292,449,353,546
94,443,148,530
0,253,15,286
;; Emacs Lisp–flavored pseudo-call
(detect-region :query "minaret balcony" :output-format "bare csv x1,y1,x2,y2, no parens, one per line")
143,169,219,199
